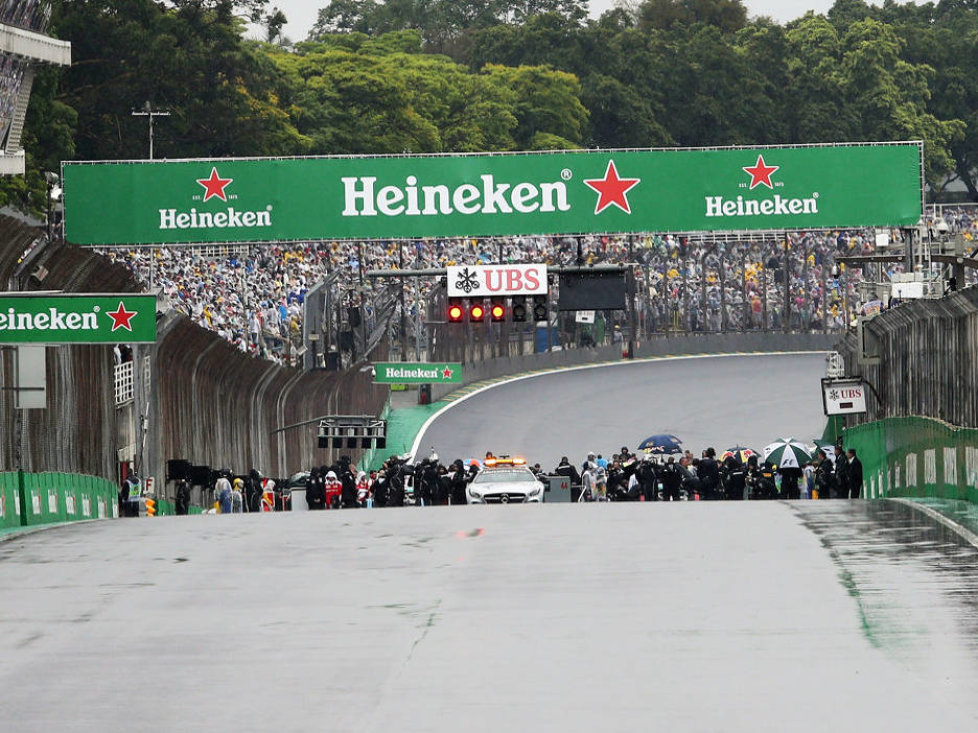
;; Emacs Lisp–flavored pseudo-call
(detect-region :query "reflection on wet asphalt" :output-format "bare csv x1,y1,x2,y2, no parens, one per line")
795,499,978,681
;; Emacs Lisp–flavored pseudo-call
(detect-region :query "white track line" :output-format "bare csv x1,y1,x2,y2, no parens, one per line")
889,497,978,550
409,350,829,461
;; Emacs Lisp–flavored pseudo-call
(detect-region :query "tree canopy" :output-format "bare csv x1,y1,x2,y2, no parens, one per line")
5,0,978,216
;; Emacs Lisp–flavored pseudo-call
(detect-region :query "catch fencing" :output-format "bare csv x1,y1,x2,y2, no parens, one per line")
0,214,388,502
836,287,978,429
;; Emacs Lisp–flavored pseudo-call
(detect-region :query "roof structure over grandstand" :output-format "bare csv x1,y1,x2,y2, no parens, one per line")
0,1,70,175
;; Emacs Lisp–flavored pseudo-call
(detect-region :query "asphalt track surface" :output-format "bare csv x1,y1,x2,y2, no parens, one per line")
415,352,830,469
4,354,978,731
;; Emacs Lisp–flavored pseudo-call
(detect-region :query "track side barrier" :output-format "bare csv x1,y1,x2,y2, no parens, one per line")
0,471,120,533
845,416,978,502
0,472,22,530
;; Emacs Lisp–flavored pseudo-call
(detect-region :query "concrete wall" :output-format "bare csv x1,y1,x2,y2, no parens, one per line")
429,331,839,402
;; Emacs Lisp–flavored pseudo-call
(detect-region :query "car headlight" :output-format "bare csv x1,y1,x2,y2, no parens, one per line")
468,488,483,499
527,485,542,497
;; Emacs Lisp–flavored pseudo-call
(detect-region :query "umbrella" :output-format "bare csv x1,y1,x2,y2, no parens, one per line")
639,434,683,455
763,438,813,469
812,440,837,464
720,446,757,465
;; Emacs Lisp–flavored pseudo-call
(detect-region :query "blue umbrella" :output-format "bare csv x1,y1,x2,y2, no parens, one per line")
638,434,683,455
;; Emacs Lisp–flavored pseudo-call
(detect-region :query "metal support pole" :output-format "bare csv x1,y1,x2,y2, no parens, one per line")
398,244,407,361
762,264,768,331
741,252,748,331
130,101,170,160
358,241,365,286
783,237,791,333
719,255,726,332
803,247,810,331
627,237,636,358
821,262,828,332
682,259,689,331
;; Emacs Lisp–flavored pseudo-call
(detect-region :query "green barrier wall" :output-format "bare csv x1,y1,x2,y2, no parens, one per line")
845,417,978,502
0,471,123,533
0,472,22,530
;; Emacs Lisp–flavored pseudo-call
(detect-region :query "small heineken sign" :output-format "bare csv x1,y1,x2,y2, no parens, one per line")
373,362,462,384
0,294,157,344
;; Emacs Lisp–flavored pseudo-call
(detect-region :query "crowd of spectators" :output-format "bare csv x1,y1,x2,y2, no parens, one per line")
100,204,978,366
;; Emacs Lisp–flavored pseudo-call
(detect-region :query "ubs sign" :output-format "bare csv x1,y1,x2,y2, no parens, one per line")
822,378,868,416
446,264,547,298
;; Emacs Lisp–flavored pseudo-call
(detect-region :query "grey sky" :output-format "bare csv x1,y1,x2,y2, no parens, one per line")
252,1,910,43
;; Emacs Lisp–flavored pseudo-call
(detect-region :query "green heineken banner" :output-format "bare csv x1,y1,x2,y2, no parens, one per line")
0,294,157,344
63,142,922,245
373,362,462,384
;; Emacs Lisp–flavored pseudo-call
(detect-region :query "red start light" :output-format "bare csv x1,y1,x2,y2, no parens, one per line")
470,303,486,321
490,303,505,321
448,304,464,322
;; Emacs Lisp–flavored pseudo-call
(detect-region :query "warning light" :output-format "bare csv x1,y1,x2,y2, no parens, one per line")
490,300,506,322
512,295,527,322
144,498,156,517
448,301,465,323
469,302,486,322
532,294,548,321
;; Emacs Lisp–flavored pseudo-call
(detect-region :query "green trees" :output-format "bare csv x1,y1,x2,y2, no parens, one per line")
269,31,586,153
6,0,978,210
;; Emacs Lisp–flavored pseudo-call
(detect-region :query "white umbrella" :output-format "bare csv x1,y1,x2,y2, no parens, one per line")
763,437,813,469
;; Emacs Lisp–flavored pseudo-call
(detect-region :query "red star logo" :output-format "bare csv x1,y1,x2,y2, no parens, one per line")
441,366,453,379
583,160,640,215
196,167,233,202
743,155,779,190
107,301,137,332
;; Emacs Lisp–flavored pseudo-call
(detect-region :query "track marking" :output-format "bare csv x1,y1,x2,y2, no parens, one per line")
889,497,978,550
409,350,830,460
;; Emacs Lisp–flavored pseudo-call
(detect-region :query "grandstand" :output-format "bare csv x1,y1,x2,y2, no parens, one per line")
0,0,70,175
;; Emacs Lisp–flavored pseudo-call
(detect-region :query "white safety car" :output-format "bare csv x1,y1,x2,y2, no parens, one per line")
466,456,546,504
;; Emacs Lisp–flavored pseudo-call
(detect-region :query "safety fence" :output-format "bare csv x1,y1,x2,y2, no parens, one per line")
0,213,389,503
0,471,119,531
845,417,978,503
836,287,978,429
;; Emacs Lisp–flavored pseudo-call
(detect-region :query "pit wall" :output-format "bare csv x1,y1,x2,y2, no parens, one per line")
844,417,978,502
0,471,120,532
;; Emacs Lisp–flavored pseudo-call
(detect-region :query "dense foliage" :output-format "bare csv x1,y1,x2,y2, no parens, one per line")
7,0,978,215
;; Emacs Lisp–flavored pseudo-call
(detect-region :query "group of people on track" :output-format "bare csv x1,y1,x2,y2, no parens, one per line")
290,442,865,509
554,445,863,502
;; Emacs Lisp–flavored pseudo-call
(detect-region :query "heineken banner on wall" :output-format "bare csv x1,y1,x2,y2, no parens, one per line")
63,142,923,245
0,294,157,344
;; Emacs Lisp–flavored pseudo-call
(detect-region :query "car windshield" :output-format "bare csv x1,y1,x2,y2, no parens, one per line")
474,469,535,484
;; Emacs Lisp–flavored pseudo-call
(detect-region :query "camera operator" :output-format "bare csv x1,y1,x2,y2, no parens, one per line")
813,449,835,500
636,455,659,501
720,454,746,500
386,457,407,507
747,456,778,500
448,459,469,505
660,456,684,501
696,448,721,500
305,467,326,510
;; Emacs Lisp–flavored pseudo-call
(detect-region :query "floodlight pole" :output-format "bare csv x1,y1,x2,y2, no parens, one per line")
131,101,170,160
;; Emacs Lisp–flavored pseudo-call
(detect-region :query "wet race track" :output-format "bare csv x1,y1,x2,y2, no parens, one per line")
412,353,830,470
3,354,978,731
